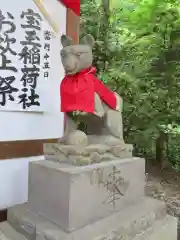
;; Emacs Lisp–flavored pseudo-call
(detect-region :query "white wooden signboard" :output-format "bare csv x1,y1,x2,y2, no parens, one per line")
0,0,65,141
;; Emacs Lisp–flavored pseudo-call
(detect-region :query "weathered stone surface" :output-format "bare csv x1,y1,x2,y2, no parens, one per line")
65,130,88,146
44,144,70,156
44,154,68,163
85,145,111,154
110,145,133,157
88,135,124,146
133,216,177,240
90,152,102,163
100,153,116,162
68,155,91,166
0,222,28,240
44,144,89,157
94,93,105,118
98,215,177,240
8,198,167,240
44,143,133,166
28,158,145,232
105,108,124,140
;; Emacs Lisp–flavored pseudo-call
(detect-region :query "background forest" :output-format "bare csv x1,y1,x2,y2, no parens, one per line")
80,0,180,170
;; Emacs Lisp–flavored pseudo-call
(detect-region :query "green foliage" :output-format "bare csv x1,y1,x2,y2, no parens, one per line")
168,134,180,171
81,0,180,163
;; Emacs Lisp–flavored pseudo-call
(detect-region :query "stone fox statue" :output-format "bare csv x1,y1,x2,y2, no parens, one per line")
60,34,124,146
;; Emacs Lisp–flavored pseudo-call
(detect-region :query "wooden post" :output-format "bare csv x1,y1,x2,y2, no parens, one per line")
66,8,79,43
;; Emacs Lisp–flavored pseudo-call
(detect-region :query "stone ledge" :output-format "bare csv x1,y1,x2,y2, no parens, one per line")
44,143,133,166
0,221,28,240
7,198,166,240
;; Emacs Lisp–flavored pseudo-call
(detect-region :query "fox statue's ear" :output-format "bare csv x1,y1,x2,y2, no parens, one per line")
80,34,95,48
61,34,74,47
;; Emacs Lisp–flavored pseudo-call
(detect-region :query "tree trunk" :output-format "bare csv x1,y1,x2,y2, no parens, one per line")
101,0,110,72
102,0,110,18
156,130,168,168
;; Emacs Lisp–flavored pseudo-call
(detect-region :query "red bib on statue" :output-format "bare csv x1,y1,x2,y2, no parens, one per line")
60,67,117,113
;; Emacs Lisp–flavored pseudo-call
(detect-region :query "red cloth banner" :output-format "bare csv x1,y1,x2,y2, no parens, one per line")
60,0,80,16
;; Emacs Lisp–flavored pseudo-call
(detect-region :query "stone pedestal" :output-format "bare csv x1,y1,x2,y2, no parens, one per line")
28,157,145,231
3,142,177,240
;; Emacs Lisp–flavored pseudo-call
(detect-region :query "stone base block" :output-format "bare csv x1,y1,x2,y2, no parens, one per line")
0,222,28,240
28,157,145,232
43,143,133,165
8,198,167,240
